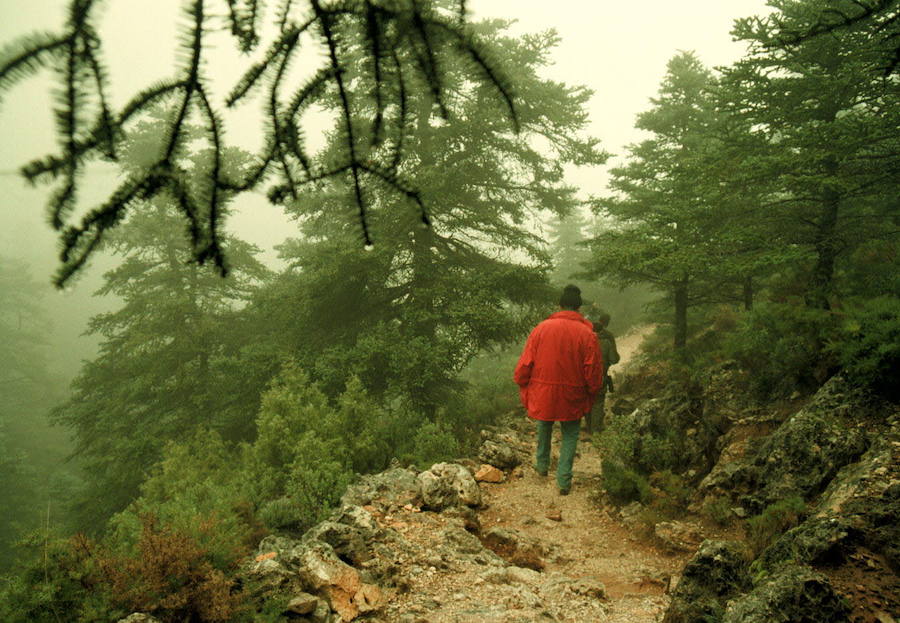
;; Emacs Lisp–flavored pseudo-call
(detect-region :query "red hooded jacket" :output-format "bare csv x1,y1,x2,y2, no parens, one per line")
513,310,604,421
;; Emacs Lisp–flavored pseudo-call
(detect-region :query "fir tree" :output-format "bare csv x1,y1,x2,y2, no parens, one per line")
725,0,900,309
246,20,606,411
51,118,269,525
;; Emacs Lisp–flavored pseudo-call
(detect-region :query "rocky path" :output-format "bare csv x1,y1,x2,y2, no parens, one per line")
477,435,688,623
378,325,692,622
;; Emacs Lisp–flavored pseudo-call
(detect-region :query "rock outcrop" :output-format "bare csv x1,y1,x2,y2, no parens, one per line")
662,540,750,623
663,378,900,623
230,454,611,622
722,565,851,623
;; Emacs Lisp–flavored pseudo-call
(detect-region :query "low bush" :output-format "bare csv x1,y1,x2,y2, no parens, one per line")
649,470,693,515
703,496,735,526
746,496,806,556
601,458,651,504
829,296,900,401
722,302,836,400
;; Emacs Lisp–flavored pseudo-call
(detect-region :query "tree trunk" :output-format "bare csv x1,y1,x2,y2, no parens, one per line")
674,279,688,353
807,158,840,310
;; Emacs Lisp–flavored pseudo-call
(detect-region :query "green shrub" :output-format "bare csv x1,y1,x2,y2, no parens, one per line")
284,431,353,531
746,496,806,556
703,496,735,526
601,458,651,504
107,430,259,570
829,296,900,400
0,533,120,623
723,302,836,399
406,420,461,469
649,470,692,514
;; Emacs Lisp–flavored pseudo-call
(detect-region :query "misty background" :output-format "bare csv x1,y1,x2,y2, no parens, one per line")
0,0,769,377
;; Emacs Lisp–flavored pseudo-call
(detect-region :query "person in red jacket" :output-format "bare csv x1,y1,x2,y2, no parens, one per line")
514,285,604,494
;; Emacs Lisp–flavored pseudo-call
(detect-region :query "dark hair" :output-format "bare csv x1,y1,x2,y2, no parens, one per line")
559,284,582,310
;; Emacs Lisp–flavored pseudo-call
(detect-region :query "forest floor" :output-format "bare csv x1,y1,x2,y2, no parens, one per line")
381,325,734,623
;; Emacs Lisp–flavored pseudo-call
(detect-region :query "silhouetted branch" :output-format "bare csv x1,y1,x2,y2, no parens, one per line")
0,0,520,286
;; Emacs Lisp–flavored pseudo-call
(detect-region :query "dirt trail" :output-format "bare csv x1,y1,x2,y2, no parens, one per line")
611,324,655,378
476,325,687,622
479,462,684,622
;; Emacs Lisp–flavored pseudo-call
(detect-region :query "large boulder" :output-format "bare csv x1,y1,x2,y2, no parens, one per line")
341,467,421,509
699,376,878,514
621,388,723,478
478,439,521,470
294,540,382,622
662,540,750,623
742,409,869,511
417,463,481,511
754,411,900,574
654,520,704,553
722,565,851,623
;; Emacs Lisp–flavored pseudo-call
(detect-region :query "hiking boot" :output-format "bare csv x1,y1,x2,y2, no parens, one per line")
559,486,571,495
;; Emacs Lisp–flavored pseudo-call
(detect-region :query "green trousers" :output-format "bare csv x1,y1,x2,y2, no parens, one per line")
535,419,580,490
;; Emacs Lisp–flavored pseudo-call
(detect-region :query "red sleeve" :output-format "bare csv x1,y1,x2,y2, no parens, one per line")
514,331,536,388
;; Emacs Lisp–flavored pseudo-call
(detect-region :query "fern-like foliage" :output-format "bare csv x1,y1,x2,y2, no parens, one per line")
0,0,518,286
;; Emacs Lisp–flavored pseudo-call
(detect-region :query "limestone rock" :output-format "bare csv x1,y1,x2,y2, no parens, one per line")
341,467,421,509
240,539,304,597
441,523,487,557
478,439,521,470
506,565,541,584
474,464,505,483
295,540,362,622
308,521,370,563
117,615,161,623
417,462,481,511
441,504,481,532
286,592,321,615
722,565,851,623
570,577,607,600
353,583,384,614
662,540,750,623
482,526,546,571
654,520,704,552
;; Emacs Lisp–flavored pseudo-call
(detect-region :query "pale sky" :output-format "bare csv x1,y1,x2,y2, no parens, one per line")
0,0,771,272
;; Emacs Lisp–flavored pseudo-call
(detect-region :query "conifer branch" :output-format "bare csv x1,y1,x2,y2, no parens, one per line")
163,0,206,164
195,82,226,274
226,25,304,107
409,0,450,120
389,47,409,172
277,0,297,34
0,0,522,285
81,29,116,157
312,0,372,245
364,2,387,145
268,32,301,202
0,34,69,101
